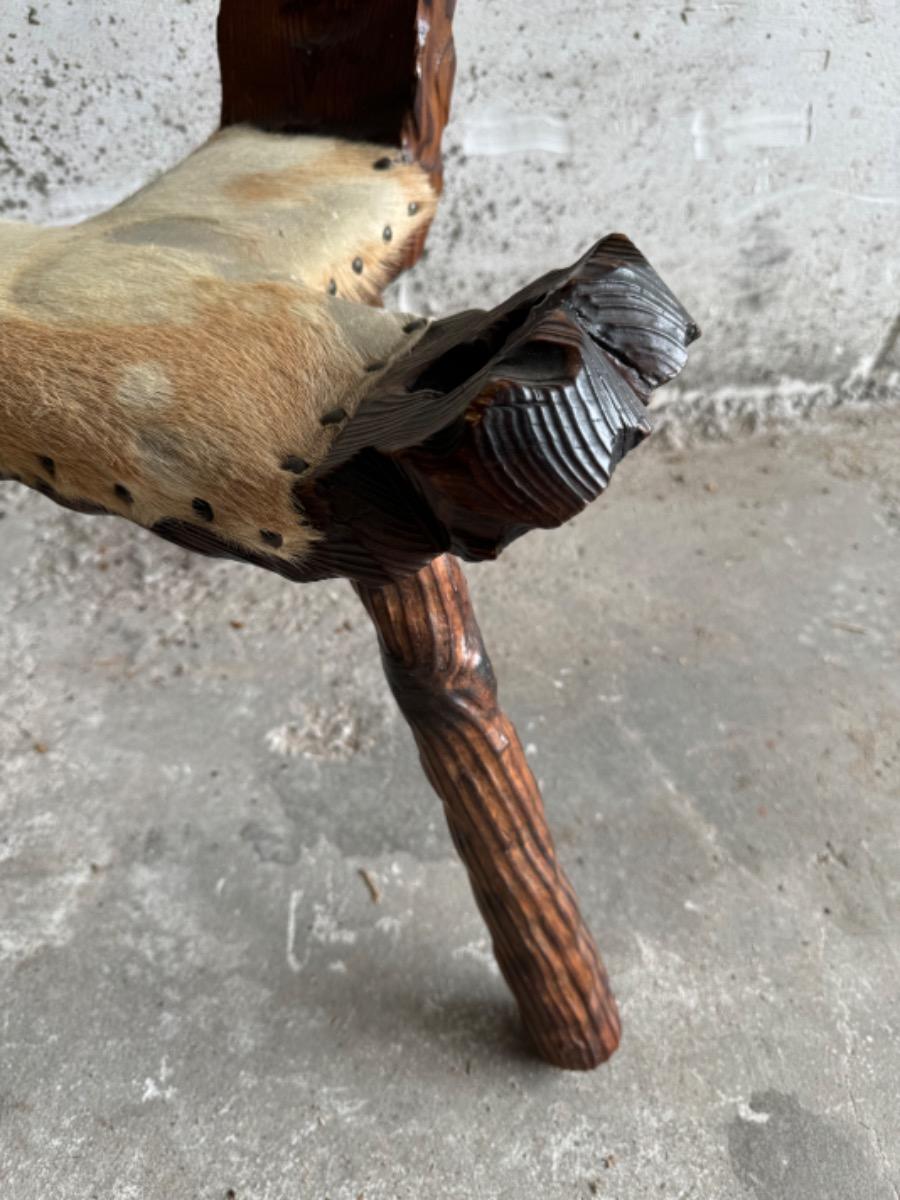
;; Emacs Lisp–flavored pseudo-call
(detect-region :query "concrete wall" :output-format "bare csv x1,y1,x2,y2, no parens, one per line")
2,0,898,393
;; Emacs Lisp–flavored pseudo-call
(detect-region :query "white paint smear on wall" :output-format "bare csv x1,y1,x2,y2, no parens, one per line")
459,109,574,156
692,106,813,159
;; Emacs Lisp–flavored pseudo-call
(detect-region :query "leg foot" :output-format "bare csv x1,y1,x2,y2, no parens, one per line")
354,554,620,1069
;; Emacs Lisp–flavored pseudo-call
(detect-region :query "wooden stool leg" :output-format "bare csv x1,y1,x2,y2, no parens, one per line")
354,554,620,1070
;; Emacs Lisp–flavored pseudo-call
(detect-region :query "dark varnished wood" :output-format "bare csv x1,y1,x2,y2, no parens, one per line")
319,234,698,570
355,554,620,1069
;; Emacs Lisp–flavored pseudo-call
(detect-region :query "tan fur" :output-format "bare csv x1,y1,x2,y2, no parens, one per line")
95,126,438,304
0,128,435,561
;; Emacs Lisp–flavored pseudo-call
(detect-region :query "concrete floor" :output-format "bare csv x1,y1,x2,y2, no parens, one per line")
1,405,898,1199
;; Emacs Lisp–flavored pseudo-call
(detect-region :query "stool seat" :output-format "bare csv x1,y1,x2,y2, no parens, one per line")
0,127,694,586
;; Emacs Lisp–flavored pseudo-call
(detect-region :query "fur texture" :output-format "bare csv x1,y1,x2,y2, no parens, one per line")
0,128,436,561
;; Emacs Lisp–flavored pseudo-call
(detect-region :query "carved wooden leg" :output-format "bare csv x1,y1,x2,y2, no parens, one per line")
354,554,620,1070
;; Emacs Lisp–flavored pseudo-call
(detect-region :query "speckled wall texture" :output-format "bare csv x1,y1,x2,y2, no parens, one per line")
1,0,898,391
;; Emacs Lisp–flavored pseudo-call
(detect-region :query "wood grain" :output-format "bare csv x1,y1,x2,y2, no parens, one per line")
354,554,621,1069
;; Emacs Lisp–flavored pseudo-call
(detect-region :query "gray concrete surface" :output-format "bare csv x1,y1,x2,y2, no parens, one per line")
2,405,899,1198
2,0,899,394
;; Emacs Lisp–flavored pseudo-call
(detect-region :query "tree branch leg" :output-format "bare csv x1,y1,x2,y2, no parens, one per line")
353,553,620,1070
